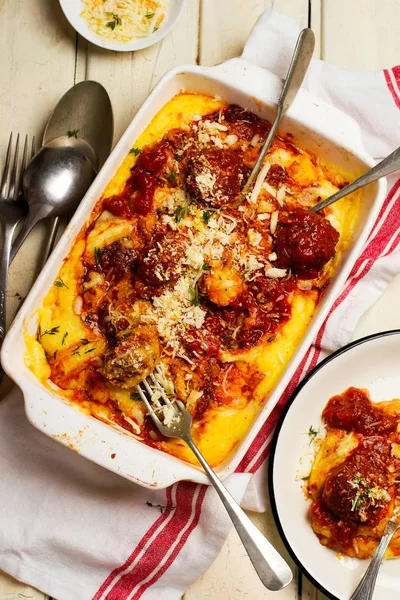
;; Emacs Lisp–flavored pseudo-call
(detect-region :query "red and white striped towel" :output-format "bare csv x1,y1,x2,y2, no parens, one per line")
1,10,400,600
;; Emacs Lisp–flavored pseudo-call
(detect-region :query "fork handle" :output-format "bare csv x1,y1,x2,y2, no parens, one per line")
183,435,292,591
0,225,15,347
349,524,399,600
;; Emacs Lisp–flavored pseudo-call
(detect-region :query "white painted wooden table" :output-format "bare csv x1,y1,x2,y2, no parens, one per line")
1,1,400,598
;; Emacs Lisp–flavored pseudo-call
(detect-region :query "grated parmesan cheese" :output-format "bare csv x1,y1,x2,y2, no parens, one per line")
265,267,287,279
248,229,262,247
81,0,170,43
270,211,278,234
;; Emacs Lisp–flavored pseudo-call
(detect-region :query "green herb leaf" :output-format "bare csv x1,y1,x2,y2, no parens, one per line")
54,276,69,289
189,285,204,307
115,408,122,413
169,171,176,183
130,391,142,401
174,205,188,223
203,210,211,225
105,12,121,29
308,425,318,445
84,348,96,354
130,147,142,156
80,338,89,345
62,331,68,346
267,335,276,343
71,346,81,357
39,326,60,338
67,129,80,139
144,12,154,18
53,351,58,360
301,475,310,481
202,263,211,271
94,247,101,266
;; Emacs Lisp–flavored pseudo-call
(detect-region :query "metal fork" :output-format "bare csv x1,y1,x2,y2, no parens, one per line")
137,367,293,591
0,134,34,347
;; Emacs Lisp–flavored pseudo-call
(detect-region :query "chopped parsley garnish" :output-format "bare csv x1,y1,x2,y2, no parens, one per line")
169,171,176,183
174,206,188,222
71,347,81,356
106,12,122,29
146,501,174,514
202,263,211,271
84,348,96,354
189,285,204,307
130,392,142,401
301,475,310,481
144,12,154,19
67,129,80,139
53,351,58,360
267,335,276,343
115,408,122,413
80,338,89,345
174,153,181,162
39,326,60,338
308,425,319,445
130,147,142,156
54,277,68,289
94,247,101,266
61,331,68,346
203,210,211,225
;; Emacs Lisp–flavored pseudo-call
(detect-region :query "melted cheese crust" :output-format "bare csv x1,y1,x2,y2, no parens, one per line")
25,93,360,467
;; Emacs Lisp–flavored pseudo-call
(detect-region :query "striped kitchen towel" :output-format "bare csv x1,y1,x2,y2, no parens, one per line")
1,9,400,600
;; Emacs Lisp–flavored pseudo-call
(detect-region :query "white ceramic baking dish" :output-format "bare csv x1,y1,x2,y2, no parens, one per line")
1,49,386,489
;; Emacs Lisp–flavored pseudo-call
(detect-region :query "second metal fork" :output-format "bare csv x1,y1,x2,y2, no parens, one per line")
137,367,293,592
0,134,35,347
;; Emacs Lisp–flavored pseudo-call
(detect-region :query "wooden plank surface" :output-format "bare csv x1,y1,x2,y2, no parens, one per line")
2,1,400,599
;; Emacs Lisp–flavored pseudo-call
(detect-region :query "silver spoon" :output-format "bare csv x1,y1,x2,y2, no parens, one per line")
350,519,400,600
241,28,315,198
11,80,113,264
310,146,400,212
10,136,97,263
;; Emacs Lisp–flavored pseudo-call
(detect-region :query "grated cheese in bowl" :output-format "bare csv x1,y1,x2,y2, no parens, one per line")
81,0,170,43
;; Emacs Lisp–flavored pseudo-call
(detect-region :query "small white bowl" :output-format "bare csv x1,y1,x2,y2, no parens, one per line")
59,0,186,52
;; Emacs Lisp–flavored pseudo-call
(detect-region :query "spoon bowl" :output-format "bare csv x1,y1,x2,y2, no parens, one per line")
10,137,97,262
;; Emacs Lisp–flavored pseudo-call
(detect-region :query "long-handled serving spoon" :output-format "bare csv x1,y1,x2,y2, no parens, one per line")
241,28,315,199
310,145,400,212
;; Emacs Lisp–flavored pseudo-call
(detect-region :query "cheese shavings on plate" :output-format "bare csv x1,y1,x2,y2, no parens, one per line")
81,0,169,42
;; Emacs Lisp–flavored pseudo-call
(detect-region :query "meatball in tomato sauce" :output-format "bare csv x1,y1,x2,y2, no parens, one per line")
274,208,339,278
185,147,244,207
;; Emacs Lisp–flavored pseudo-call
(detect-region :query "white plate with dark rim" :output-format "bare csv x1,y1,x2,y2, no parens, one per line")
59,0,186,52
269,330,400,600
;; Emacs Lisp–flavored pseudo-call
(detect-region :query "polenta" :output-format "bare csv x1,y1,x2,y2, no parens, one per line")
26,93,360,467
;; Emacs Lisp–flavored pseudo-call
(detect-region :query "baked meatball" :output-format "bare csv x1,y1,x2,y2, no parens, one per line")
101,324,160,388
137,231,187,286
322,444,393,527
185,147,243,207
274,208,339,278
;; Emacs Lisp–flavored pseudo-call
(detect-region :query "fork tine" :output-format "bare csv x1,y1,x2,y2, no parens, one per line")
7,134,20,201
149,373,175,407
0,133,13,199
136,383,164,427
14,135,28,202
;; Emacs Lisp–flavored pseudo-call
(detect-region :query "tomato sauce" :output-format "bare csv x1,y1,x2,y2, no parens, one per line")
310,387,400,556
